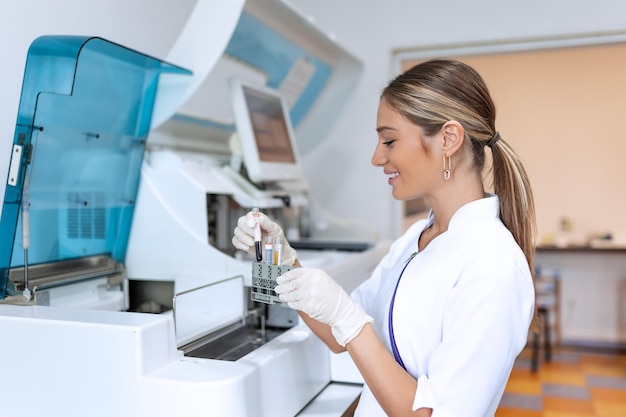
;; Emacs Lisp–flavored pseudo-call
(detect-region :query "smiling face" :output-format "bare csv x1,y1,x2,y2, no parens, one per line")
372,99,443,201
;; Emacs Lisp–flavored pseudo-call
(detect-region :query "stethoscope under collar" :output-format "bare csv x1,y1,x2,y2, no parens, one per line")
388,251,417,371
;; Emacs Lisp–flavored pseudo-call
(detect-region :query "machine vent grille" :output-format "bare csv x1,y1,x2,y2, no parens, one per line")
67,191,106,239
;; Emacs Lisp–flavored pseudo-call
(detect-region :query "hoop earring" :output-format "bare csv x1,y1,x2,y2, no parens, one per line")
443,155,451,180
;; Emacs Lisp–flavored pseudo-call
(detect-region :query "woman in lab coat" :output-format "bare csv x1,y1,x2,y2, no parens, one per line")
233,59,536,417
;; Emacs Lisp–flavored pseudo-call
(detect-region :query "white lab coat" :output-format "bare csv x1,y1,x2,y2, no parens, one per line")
351,195,535,417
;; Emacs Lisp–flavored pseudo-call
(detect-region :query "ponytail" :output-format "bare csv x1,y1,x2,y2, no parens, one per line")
489,138,537,273
490,137,539,331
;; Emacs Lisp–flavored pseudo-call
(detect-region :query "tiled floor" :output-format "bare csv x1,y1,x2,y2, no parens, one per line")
496,346,626,417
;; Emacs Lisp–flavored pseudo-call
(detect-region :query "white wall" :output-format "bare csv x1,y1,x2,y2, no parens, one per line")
289,0,626,240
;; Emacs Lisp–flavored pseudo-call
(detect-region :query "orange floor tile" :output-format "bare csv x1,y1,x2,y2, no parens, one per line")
496,346,626,417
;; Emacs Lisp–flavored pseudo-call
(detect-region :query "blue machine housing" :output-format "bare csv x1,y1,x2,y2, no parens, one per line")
0,36,191,299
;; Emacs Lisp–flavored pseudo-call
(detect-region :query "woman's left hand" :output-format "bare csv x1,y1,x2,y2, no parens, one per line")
275,268,373,347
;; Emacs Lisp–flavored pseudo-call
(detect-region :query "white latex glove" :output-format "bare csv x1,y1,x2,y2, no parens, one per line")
232,210,297,266
275,268,373,347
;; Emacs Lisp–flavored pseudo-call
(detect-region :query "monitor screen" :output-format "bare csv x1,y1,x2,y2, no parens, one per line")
229,78,304,183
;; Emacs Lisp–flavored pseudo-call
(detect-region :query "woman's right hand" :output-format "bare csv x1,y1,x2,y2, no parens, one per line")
232,210,298,266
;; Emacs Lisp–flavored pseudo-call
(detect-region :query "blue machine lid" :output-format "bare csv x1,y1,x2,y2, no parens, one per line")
0,36,192,298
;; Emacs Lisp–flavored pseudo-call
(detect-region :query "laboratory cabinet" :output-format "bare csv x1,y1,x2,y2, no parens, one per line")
535,246,626,350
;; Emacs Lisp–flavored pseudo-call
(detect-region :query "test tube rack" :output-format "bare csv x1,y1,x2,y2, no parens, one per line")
250,261,294,304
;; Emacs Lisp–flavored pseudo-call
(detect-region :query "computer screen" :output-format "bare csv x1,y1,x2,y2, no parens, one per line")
229,78,304,184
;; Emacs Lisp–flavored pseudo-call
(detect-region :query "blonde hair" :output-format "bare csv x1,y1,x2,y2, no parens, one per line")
381,59,537,272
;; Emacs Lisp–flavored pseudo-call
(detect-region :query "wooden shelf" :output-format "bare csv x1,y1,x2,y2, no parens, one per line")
536,245,626,254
